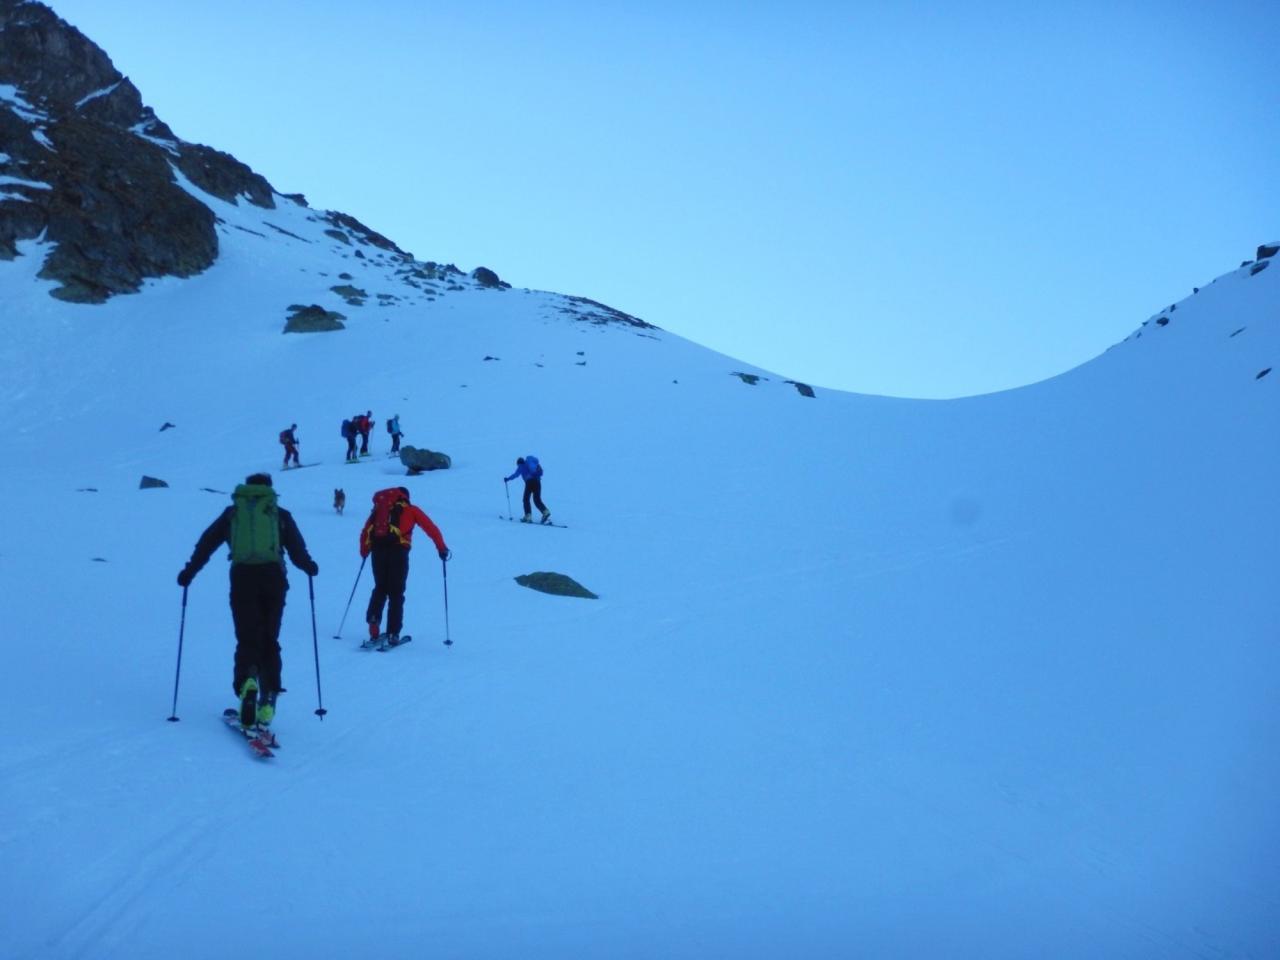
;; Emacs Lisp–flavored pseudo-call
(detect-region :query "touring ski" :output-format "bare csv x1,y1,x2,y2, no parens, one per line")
221,708,276,759
498,515,568,528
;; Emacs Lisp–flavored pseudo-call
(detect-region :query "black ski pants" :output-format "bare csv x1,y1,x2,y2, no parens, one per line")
345,435,357,460
366,542,410,635
522,477,547,515
229,563,287,697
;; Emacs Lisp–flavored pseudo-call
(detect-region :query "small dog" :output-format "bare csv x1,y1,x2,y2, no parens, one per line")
333,488,346,515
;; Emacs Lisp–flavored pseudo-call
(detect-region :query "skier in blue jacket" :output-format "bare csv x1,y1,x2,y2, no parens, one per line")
505,455,550,523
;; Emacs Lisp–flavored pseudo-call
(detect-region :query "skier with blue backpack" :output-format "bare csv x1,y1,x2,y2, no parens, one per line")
341,417,357,462
176,473,319,731
505,455,551,524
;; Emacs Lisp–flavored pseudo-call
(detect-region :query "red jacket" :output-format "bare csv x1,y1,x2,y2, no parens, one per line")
360,501,446,557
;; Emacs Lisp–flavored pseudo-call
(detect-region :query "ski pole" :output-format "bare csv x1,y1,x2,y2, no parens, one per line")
504,479,512,520
167,586,188,722
333,555,366,638
310,575,327,718
442,555,453,647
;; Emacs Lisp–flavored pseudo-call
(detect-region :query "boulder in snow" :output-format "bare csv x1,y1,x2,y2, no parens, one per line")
284,304,346,333
515,572,598,600
472,266,508,289
400,446,452,474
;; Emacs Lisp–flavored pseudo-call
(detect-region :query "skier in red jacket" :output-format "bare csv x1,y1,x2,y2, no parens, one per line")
360,486,449,645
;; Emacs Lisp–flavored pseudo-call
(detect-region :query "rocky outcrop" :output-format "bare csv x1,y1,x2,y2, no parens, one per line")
139,475,168,489
557,295,654,329
0,1,276,300
1257,242,1279,261
400,446,452,474
514,572,598,600
323,211,406,255
284,304,346,333
472,266,509,289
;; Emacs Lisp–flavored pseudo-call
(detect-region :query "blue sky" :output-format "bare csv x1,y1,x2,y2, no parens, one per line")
45,0,1279,397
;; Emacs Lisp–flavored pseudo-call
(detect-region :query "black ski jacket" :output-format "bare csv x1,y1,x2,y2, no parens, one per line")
184,505,315,580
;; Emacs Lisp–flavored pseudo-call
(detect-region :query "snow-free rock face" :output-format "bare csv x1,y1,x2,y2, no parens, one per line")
0,0,273,300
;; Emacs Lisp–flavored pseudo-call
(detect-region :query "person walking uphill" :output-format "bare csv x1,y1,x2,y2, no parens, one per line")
505,455,550,524
341,417,358,462
357,410,375,457
279,423,300,469
387,413,403,454
361,486,449,646
177,473,319,730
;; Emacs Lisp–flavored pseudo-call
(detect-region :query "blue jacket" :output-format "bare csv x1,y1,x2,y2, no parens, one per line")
505,457,542,482
388,416,401,436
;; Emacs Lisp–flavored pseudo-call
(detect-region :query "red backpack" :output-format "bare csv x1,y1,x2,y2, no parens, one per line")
369,488,407,540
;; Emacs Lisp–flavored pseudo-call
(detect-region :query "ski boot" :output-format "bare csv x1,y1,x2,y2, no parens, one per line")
540,509,552,525
256,690,277,729
237,677,258,729
520,512,533,523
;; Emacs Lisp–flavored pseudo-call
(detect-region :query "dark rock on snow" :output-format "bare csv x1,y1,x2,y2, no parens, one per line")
330,284,367,305
1257,242,1279,261
139,475,168,489
471,266,508,289
515,572,598,600
400,446,452,474
0,2,273,299
284,304,346,333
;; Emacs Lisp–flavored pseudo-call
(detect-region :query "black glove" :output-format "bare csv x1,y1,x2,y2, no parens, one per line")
304,560,320,577
439,548,451,561
177,566,194,588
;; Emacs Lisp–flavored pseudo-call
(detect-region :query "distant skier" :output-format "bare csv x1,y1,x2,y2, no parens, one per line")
176,473,319,731
360,486,449,646
387,413,403,455
279,423,300,469
341,417,358,462
356,410,375,457
505,455,550,524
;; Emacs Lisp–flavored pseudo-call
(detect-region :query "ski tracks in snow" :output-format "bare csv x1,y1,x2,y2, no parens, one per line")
34,818,219,960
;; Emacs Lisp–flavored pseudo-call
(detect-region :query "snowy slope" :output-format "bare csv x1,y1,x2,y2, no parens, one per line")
0,179,1277,960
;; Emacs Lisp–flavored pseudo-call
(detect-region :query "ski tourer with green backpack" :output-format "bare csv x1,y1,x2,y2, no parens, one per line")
177,473,319,732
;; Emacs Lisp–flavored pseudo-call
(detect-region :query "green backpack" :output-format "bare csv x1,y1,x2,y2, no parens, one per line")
229,483,281,564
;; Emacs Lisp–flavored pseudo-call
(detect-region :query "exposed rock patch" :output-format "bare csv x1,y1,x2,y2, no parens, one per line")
330,284,367,306
787,380,816,398
514,572,598,600
400,446,452,474
472,266,509,289
284,304,346,333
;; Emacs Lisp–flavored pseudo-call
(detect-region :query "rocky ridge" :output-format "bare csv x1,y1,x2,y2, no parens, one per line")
0,0,403,303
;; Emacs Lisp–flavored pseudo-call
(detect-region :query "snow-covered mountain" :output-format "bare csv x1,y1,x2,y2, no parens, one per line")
2,3,1278,958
